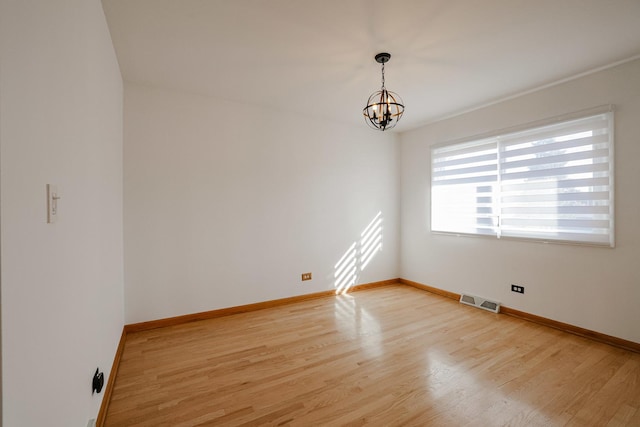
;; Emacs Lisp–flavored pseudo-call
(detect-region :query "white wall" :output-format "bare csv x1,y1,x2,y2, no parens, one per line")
0,1,124,426
400,59,640,343
124,83,399,324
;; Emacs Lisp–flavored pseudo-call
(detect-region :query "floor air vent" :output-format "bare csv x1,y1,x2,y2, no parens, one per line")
460,293,501,313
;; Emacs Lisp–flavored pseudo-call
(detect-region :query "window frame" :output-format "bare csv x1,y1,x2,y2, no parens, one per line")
430,106,615,248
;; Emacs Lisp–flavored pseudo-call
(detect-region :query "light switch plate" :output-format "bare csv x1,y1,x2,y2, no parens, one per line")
47,184,59,223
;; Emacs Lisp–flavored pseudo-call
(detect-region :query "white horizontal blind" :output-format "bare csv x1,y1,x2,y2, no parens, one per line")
431,111,614,246
499,112,613,245
431,138,499,236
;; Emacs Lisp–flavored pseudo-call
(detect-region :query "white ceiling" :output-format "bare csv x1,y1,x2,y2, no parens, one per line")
102,0,640,132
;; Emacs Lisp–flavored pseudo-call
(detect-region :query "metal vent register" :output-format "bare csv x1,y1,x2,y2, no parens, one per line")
460,293,501,313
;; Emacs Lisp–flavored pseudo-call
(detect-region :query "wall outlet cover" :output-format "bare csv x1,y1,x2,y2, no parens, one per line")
511,284,525,294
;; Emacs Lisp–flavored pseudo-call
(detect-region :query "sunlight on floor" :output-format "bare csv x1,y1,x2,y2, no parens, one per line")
333,294,382,358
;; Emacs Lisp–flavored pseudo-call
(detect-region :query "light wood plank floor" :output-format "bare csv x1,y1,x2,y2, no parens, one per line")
105,285,640,426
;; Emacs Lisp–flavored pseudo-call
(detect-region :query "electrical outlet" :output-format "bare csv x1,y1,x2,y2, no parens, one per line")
511,284,525,294
301,272,312,281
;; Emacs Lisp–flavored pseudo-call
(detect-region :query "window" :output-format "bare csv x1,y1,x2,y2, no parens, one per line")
431,108,614,247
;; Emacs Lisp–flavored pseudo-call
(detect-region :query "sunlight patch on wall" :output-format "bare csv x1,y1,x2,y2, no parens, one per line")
334,212,383,294
360,212,383,270
334,242,358,295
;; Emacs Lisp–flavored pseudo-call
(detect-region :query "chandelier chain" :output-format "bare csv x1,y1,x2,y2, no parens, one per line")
381,62,385,89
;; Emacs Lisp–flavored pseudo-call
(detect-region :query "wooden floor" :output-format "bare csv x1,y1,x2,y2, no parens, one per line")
105,285,640,426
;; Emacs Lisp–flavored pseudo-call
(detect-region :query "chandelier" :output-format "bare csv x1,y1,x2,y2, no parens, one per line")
363,53,405,131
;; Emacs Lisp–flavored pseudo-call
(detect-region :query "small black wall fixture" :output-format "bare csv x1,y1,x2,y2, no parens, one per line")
92,368,104,394
363,53,405,131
